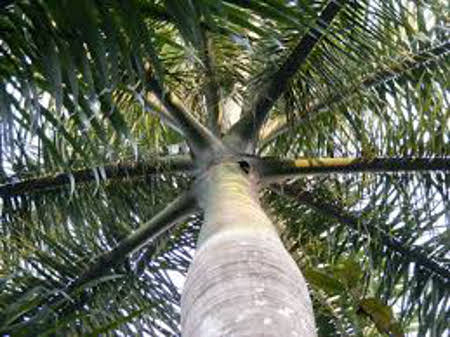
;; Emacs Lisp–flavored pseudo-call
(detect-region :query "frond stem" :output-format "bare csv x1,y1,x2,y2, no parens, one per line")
146,77,224,157
226,0,345,152
0,156,193,198
271,184,450,282
258,157,450,183
69,191,196,291
200,31,222,136
46,191,197,314
260,41,450,148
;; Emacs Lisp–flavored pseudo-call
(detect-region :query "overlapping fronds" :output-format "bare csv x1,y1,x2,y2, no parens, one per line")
265,170,449,337
0,0,190,183
1,0,448,336
0,167,195,336
261,0,449,158
0,216,199,337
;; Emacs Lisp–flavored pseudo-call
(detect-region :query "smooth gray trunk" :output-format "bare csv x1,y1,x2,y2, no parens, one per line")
181,163,317,337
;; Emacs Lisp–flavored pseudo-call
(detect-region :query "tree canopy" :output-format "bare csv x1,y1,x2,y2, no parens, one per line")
0,1,449,336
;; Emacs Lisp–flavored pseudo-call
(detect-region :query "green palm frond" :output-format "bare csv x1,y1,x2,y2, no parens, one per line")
1,0,448,336
266,170,449,337
260,1,449,158
1,162,196,335
0,217,200,336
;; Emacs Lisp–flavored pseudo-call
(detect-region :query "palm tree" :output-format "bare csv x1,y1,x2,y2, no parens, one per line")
0,0,449,336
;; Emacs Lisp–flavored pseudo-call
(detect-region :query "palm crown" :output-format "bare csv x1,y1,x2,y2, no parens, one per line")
0,0,449,336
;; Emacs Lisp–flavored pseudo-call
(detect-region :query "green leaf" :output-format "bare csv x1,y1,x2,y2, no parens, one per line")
304,267,345,295
358,298,405,337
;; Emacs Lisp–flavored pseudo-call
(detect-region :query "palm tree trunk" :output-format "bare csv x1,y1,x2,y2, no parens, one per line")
181,163,316,337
